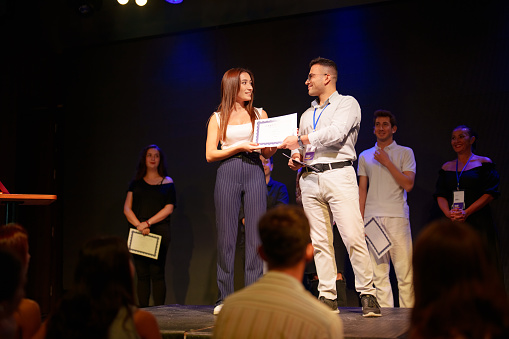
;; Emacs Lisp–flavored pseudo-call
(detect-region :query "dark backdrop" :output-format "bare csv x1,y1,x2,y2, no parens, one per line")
1,0,508,310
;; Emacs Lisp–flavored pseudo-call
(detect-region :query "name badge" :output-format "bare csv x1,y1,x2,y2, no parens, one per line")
452,190,465,209
304,152,315,161
304,146,316,161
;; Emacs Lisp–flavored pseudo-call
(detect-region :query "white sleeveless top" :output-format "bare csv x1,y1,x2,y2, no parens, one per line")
214,108,262,150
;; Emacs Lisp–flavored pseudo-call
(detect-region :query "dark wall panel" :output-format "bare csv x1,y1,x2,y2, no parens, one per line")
59,0,509,304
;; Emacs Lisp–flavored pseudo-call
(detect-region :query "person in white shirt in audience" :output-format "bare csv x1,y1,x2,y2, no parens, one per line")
213,205,343,339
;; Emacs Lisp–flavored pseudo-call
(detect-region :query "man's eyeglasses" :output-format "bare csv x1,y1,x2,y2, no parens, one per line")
307,73,329,80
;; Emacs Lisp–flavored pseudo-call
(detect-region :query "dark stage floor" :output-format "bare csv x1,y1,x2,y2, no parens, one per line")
146,304,411,339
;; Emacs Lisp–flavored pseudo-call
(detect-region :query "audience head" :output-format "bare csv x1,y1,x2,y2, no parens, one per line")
0,223,30,269
46,236,136,339
135,144,168,180
73,236,135,303
0,249,24,319
410,218,509,339
451,124,477,153
258,205,312,269
260,155,273,177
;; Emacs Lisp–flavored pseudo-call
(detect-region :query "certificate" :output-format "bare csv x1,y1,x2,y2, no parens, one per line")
128,228,162,260
364,218,392,259
253,113,297,147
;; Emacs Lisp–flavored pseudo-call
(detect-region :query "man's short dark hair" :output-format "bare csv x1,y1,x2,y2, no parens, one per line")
373,110,397,128
258,205,311,268
309,57,338,78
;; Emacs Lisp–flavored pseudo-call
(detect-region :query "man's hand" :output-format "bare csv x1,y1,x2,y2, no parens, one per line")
278,136,299,150
374,148,391,167
288,155,303,171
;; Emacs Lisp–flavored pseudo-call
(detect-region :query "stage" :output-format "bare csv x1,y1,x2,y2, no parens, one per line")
147,304,411,338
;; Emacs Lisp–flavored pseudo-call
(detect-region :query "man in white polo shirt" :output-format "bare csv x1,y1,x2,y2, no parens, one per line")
358,110,416,308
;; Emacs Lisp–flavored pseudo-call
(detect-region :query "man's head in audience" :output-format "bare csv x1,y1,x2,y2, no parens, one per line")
260,155,273,180
258,205,313,275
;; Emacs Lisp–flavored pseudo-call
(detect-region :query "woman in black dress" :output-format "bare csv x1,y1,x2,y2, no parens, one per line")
124,144,176,307
434,125,500,269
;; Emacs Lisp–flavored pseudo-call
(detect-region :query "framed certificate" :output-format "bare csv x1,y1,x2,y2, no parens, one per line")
364,218,392,259
127,228,162,260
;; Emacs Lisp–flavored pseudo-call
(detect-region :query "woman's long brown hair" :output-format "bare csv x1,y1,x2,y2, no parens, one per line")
216,68,258,141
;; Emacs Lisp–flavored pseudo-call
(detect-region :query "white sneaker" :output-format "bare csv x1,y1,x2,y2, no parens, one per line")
213,303,223,315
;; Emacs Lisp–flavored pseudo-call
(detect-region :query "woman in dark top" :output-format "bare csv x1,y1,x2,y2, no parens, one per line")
434,125,500,269
124,144,176,307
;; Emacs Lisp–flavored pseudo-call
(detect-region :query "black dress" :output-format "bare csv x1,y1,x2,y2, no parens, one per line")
128,179,176,307
434,162,500,268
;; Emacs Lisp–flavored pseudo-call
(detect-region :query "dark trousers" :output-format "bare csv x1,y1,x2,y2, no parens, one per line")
133,222,170,307
215,155,266,303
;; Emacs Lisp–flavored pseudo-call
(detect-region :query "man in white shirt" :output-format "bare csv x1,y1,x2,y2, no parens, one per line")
279,57,380,317
213,205,343,339
357,110,416,308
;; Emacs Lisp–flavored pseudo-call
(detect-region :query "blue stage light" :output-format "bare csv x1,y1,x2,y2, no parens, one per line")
165,0,183,3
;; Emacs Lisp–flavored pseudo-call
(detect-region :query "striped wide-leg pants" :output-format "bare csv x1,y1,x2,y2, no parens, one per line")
215,154,266,303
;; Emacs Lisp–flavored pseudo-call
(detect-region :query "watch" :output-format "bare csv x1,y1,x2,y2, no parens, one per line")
297,135,304,148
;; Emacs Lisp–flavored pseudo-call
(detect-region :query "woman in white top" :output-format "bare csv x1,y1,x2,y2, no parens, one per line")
206,68,276,314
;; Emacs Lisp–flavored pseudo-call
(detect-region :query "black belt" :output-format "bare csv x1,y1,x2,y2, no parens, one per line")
223,152,262,167
227,152,260,161
304,161,352,173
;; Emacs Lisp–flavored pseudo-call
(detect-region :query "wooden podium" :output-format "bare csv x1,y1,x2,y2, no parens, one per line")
0,194,57,224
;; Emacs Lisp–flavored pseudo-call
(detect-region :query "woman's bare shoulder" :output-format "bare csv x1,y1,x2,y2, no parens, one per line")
475,155,492,163
133,309,161,339
15,298,41,338
441,160,456,171
133,309,156,322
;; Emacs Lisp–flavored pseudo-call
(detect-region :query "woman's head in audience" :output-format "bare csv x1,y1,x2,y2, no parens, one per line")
73,236,135,304
0,223,30,270
410,218,509,339
46,236,136,339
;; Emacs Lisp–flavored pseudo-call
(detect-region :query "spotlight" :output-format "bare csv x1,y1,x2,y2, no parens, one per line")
117,0,129,4
165,0,183,3
135,0,147,5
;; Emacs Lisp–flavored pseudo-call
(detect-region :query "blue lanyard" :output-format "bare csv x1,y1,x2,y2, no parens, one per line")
313,103,330,131
455,154,473,190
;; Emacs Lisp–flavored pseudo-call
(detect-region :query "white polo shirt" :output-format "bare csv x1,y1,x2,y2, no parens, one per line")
357,141,416,220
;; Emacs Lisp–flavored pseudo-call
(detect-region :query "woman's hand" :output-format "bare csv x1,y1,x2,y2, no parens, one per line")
262,146,277,159
137,221,149,231
238,142,264,153
450,208,467,222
